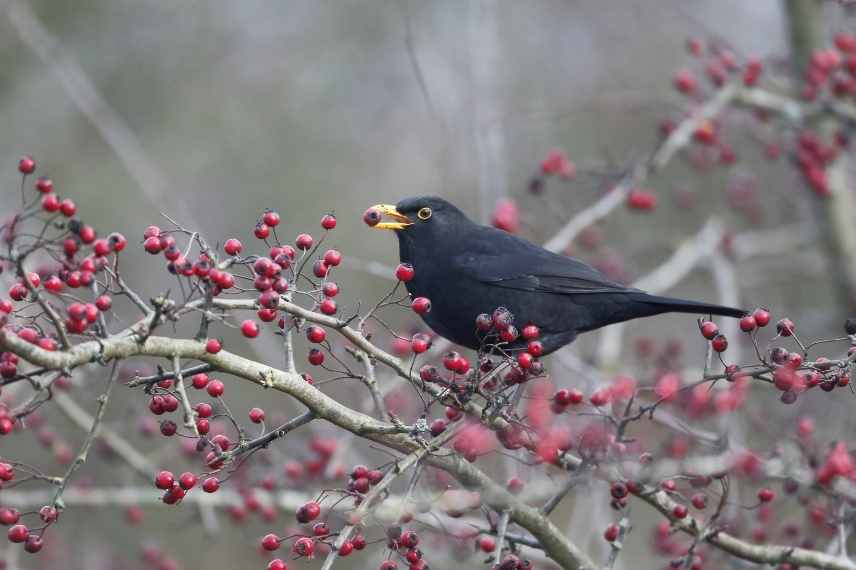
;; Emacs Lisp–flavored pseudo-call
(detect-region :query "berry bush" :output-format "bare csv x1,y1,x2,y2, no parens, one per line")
4,5,856,570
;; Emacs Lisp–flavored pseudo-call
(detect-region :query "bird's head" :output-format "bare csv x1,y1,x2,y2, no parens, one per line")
365,196,470,237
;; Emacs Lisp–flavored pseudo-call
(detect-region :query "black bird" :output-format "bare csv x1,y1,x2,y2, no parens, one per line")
367,196,745,355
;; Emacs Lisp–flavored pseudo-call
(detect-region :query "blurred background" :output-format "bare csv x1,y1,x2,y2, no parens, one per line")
2,1,855,569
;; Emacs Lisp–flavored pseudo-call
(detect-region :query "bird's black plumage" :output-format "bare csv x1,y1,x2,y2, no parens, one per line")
375,196,745,355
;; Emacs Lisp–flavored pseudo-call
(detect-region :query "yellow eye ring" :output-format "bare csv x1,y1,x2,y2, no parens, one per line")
417,207,432,220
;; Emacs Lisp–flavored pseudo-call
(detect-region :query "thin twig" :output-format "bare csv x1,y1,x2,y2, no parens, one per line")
172,354,199,437
51,362,119,508
493,509,511,567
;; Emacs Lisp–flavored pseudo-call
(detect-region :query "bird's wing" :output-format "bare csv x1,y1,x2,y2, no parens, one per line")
453,249,631,295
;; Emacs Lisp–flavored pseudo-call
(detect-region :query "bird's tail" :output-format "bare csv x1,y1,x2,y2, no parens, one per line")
632,293,747,319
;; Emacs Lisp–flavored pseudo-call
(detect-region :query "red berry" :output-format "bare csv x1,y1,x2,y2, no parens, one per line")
0,465,16,483
306,326,326,343
192,374,209,389
23,272,40,289
321,214,337,230
363,207,382,227
35,177,53,193
312,260,329,278
18,156,35,175
143,225,160,239
60,198,77,217
296,501,321,523
627,189,657,211
777,318,796,337
9,284,27,301
39,506,57,523
161,394,179,413
160,420,177,436
673,69,697,94
313,522,330,536
68,303,86,321
261,533,280,551
272,277,289,293
517,352,533,369
757,488,775,503
295,233,313,250
178,472,197,490
753,308,771,327
319,298,337,315
108,232,127,252
700,321,719,340
268,560,288,570
84,303,98,322
553,389,572,407
7,524,28,543
95,295,112,311
691,493,707,509
196,402,213,418
0,508,20,525
603,523,619,542
711,334,728,352
144,236,162,254
207,379,225,397
527,340,543,356
338,542,354,556
411,297,431,315
322,282,339,297
202,477,219,493
673,504,688,519
395,263,415,282
323,249,342,267
79,225,96,244
739,315,756,332
522,324,540,340
263,211,281,227
241,319,260,338
401,531,419,548
249,407,265,424
308,348,325,365
224,238,242,256
590,390,610,407
785,352,803,368
42,194,60,212
292,536,314,557
23,534,42,553
610,482,628,499
155,470,174,490
255,306,277,323
217,272,235,290
254,223,271,239
411,333,431,353
205,339,222,354
352,477,370,493
63,274,84,295
63,238,78,256
478,535,496,553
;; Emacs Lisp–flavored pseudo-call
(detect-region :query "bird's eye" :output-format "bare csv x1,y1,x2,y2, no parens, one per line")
417,207,432,221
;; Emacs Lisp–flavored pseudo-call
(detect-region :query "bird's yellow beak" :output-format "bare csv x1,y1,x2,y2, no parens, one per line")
367,204,413,230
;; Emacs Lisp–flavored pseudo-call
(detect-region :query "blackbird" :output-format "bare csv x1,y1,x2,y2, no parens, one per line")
367,196,745,355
